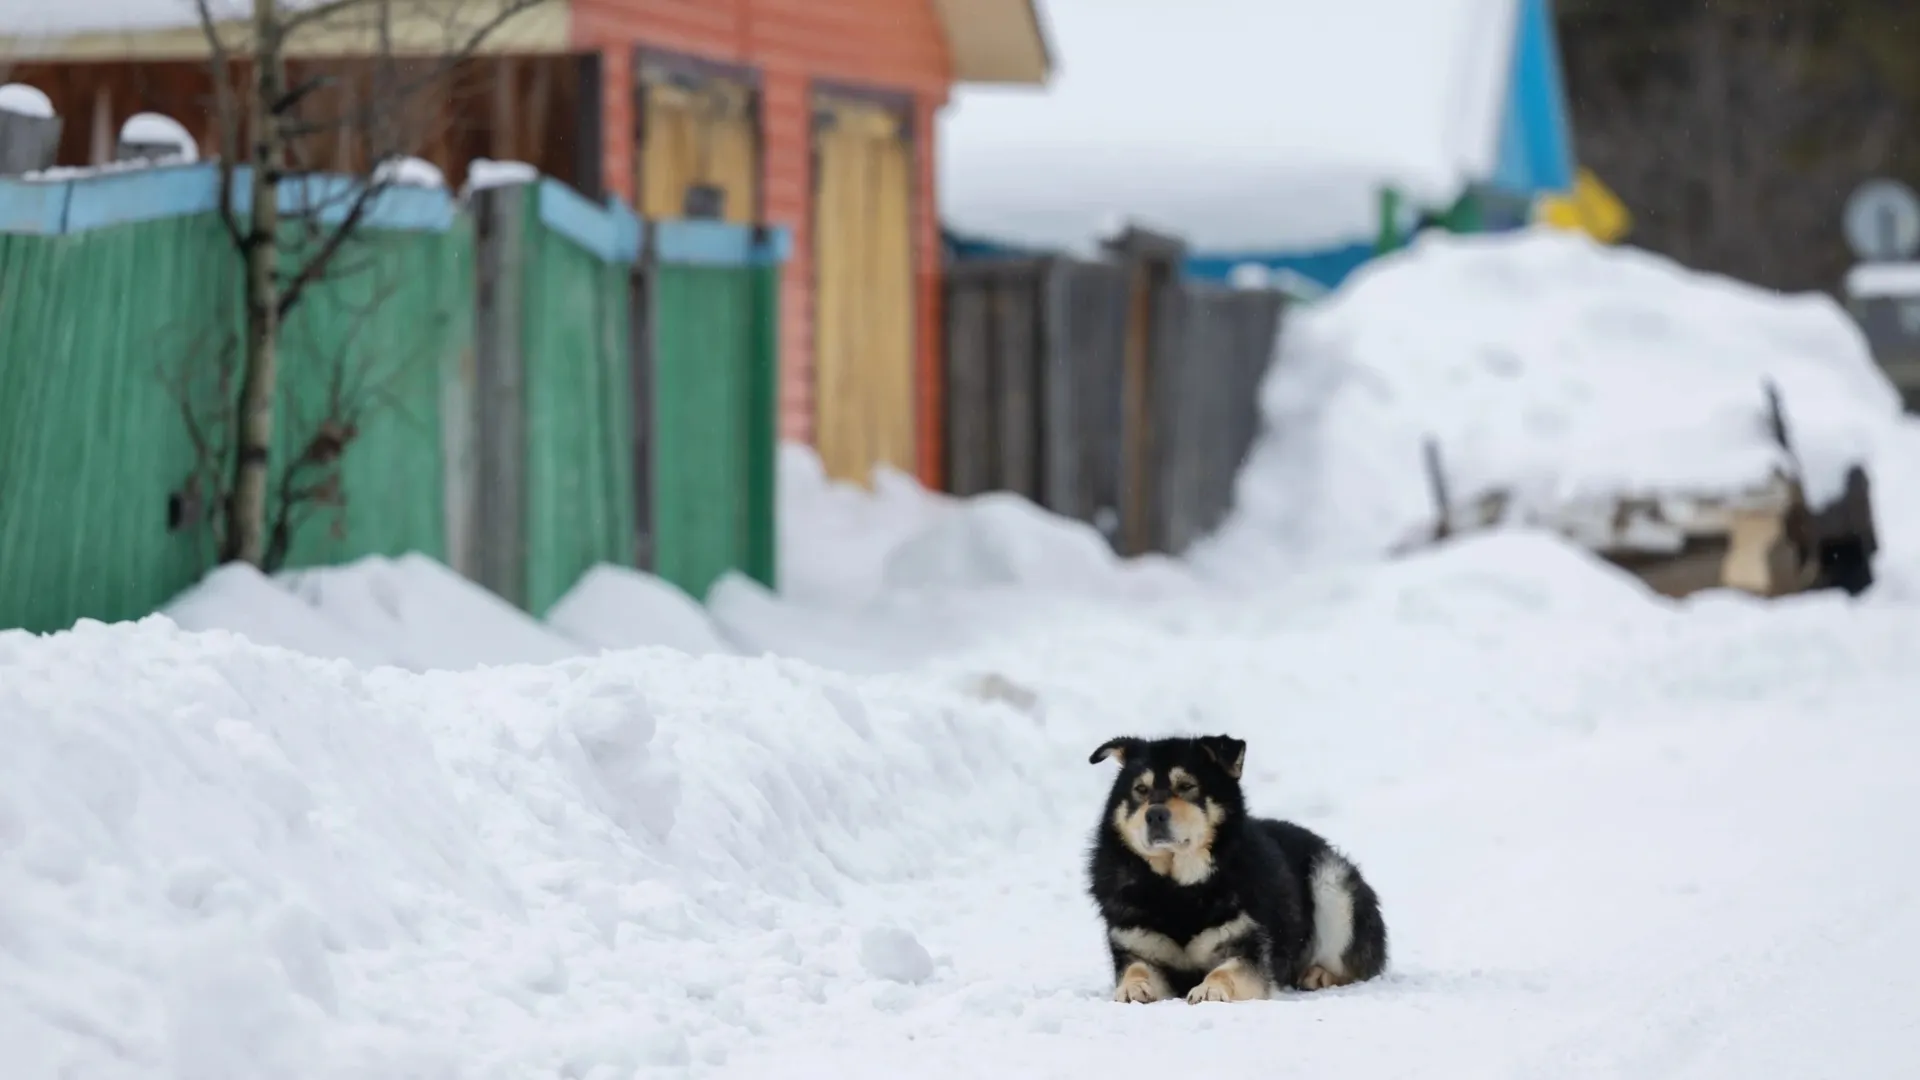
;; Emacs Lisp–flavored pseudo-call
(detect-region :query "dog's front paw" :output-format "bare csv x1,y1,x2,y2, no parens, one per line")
1113,961,1168,1003
1185,959,1267,1004
1186,980,1233,1004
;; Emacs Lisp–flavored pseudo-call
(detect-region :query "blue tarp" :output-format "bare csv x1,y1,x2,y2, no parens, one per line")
1184,243,1377,295
1488,0,1576,196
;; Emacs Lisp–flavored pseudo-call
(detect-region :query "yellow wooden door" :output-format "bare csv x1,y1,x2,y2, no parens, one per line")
638,68,758,224
812,94,916,486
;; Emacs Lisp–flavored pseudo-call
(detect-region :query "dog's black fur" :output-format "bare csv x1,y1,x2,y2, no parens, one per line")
1086,734,1388,1003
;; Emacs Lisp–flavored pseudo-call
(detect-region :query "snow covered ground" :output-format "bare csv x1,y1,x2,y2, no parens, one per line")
9,231,1920,1077
9,532,1920,1078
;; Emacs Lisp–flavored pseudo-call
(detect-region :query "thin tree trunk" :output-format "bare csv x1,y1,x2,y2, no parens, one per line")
225,0,286,565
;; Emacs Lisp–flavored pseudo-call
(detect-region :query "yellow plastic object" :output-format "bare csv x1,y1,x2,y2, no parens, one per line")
1535,167,1632,243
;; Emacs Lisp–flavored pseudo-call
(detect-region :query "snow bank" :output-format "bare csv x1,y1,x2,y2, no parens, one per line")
162,563,392,668
278,553,582,671
544,564,734,658
0,614,1060,1076
711,446,1209,673
1209,230,1906,566
777,443,953,608
941,0,1516,250
880,492,1122,594
16,524,1920,1076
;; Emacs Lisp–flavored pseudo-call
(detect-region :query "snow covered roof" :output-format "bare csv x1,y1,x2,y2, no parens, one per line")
939,0,1527,253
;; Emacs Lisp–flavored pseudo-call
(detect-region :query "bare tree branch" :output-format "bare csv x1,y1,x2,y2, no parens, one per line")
194,0,250,252
183,0,551,565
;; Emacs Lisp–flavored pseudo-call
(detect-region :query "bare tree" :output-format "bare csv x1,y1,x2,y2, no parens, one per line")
189,0,552,566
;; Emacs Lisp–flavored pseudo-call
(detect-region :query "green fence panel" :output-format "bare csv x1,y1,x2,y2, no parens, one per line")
0,214,235,633
0,170,465,635
273,224,471,570
519,196,637,616
647,253,780,599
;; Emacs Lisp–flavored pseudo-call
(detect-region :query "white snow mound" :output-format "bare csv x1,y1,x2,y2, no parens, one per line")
162,563,392,668
0,616,1058,1076
1217,230,1905,564
881,492,1120,594
278,553,581,671
544,563,734,657
778,443,953,608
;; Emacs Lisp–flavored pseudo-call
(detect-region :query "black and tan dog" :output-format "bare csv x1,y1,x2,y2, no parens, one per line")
1086,734,1388,1004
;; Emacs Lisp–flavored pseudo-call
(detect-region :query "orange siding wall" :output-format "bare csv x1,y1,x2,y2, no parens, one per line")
571,0,952,486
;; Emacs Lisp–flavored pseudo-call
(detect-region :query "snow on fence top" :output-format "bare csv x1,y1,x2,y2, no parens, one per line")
940,0,1518,252
1215,230,1906,563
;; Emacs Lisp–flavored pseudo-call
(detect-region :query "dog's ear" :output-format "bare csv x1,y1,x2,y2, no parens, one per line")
1089,737,1142,766
1198,735,1246,779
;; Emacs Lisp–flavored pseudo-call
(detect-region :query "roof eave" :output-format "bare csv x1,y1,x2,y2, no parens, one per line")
0,0,571,63
932,0,1053,87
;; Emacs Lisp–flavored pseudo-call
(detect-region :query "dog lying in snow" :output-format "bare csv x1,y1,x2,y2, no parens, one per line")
1086,735,1388,1003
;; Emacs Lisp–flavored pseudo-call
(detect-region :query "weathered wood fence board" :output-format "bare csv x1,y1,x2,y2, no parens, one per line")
470,183,529,606
1048,260,1132,540
943,254,1285,557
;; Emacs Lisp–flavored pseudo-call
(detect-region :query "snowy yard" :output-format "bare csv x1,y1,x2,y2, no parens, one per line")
7,232,1920,1078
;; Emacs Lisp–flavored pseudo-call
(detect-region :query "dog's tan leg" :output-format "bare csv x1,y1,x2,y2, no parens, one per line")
1185,958,1269,1003
1297,963,1353,991
1113,961,1171,1004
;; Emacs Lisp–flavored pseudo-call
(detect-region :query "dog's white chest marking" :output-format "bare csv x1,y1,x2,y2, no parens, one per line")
1111,912,1259,972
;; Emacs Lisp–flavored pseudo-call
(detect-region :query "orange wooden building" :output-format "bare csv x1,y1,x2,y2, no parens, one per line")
3,0,1052,489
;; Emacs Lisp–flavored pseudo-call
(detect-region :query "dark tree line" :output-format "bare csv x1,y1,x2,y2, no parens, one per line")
1556,0,1920,293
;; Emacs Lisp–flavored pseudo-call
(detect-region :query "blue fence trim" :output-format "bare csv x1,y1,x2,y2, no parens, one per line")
252,172,458,233
652,218,792,267
536,178,643,265
61,164,219,232
0,176,73,235
0,163,461,236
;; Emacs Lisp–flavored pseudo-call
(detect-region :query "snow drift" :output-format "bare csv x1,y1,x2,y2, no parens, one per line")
543,565,735,658
0,613,1063,1076
1207,230,1908,568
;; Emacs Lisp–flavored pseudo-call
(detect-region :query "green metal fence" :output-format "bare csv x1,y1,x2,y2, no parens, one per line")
274,222,472,571
643,224,784,600
2,166,789,636
466,182,787,615
0,167,465,633
0,209,231,633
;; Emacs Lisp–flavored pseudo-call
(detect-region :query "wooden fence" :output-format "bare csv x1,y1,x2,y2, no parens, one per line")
942,252,1286,556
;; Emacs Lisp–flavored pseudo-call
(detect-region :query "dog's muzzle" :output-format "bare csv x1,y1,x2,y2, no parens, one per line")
1144,804,1174,846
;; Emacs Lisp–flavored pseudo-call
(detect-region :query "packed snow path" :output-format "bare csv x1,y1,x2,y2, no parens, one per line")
5,535,1919,1079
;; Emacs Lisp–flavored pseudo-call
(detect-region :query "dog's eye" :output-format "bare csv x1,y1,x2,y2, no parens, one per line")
1130,781,1150,799
1173,779,1198,797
